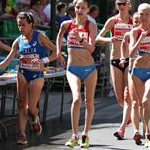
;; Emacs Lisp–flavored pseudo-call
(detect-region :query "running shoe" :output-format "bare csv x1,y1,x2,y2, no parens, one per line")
133,132,142,145
113,129,125,140
80,135,90,148
65,135,79,148
32,116,42,136
145,134,150,148
17,134,28,145
144,138,150,148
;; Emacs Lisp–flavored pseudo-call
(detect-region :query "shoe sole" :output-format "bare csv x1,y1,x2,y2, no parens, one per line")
133,134,142,145
65,141,78,148
113,132,124,140
17,141,28,145
65,143,77,148
80,145,90,148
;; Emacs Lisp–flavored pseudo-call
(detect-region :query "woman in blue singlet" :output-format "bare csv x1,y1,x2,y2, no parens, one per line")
129,3,150,147
56,0,97,148
0,12,56,145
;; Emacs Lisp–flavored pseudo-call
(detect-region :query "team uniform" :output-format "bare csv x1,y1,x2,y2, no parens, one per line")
132,28,150,82
18,30,48,82
66,19,96,80
110,15,133,72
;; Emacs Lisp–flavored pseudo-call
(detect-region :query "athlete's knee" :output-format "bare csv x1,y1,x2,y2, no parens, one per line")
72,97,81,106
142,97,150,108
84,98,94,109
28,104,38,115
18,101,27,111
116,96,124,106
132,101,138,109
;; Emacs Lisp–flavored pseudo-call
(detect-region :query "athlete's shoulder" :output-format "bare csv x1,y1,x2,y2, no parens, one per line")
105,15,116,25
88,20,96,27
131,26,140,32
61,19,73,27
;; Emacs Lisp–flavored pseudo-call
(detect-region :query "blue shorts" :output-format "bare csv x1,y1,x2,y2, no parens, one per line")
132,67,150,82
67,64,96,80
19,68,44,82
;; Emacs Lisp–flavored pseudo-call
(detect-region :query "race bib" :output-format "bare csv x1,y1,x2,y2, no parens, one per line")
114,23,133,40
68,31,88,46
20,54,40,69
139,36,150,50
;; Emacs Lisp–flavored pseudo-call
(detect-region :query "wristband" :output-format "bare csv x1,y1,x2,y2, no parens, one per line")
42,57,50,64
79,38,84,43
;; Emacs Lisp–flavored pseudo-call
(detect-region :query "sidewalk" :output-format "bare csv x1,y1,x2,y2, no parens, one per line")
0,90,146,150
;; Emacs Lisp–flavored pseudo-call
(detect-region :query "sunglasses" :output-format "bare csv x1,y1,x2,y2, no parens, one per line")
117,2,127,6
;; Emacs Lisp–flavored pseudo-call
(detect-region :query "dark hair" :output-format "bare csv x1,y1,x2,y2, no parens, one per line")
56,2,66,12
74,0,91,8
16,12,34,25
30,0,40,8
89,4,98,13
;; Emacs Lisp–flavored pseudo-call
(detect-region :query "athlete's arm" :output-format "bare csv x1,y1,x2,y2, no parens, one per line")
80,22,97,53
0,40,11,52
38,33,57,62
56,20,70,67
96,17,115,43
121,32,130,58
0,39,18,69
129,28,146,57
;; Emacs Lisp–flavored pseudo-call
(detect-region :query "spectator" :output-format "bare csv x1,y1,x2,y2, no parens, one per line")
66,2,75,19
16,0,31,12
29,0,44,25
56,2,71,28
87,4,99,24
43,0,51,25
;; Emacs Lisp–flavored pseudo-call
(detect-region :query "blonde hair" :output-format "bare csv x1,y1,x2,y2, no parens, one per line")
133,12,139,17
138,3,150,12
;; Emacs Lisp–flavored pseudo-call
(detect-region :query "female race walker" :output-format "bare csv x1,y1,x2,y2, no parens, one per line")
56,0,97,148
0,12,56,145
120,12,143,145
129,3,150,148
96,0,132,140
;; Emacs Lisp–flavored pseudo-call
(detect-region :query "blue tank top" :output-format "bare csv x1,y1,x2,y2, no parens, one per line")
18,30,48,69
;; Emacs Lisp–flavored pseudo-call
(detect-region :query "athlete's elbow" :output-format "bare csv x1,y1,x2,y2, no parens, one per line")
90,46,96,53
96,36,100,43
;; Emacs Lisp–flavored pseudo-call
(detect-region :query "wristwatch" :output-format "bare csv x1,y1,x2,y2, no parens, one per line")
79,38,84,43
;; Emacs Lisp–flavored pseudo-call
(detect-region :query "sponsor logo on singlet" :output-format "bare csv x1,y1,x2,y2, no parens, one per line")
33,41,37,46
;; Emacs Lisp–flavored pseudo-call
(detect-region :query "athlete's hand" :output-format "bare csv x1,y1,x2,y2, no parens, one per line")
0,61,3,69
111,36,120,43
73,28,82,42
119,59,125,68
30,58,44,71
0,61,7,69
123,36,129,46
140,31,147,40
57,54,66,69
